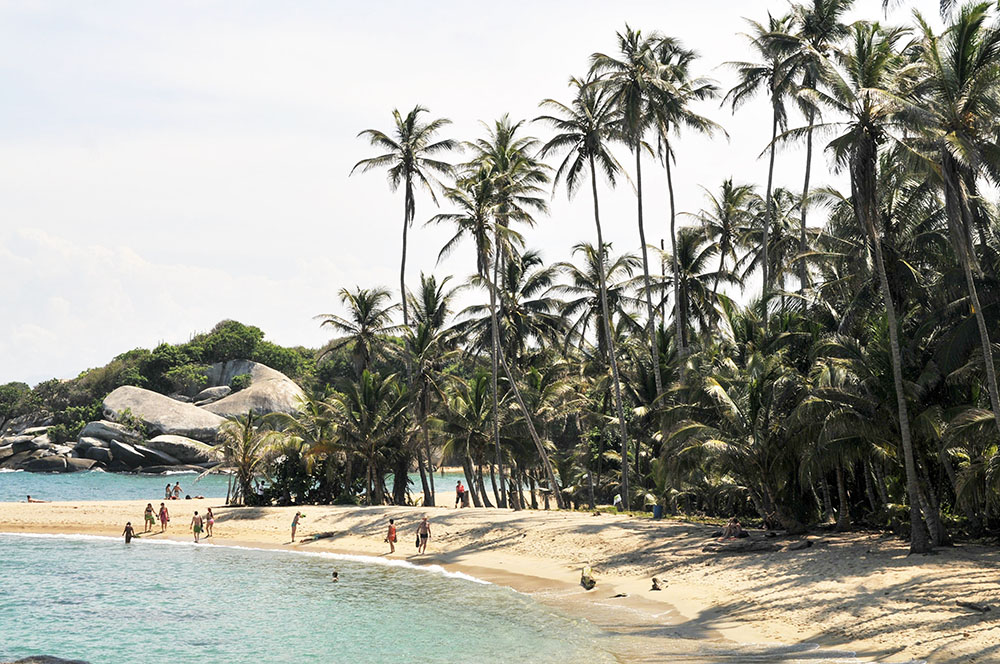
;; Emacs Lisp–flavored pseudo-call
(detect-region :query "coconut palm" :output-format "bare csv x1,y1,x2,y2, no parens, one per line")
818,21,933,552
464,116,563,508
590,25,667,400
648,37,723,355
217,411,285,506
351,106,455,330
537,75,636,509
909,3,1000,436
316,287,403,377
725,13,798,301
685,179,761,302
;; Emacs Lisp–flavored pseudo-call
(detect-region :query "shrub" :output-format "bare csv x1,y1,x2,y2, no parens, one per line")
230,373,252,392
164,364,209,396
202,320,264,363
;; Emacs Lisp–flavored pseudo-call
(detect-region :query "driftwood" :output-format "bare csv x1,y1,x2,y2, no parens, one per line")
702,540,780,554
957,600,992,613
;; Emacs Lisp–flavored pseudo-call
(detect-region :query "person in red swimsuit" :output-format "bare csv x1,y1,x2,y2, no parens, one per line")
385,518,397,554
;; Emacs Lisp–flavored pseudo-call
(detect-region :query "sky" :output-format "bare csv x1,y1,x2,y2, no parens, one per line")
0,0,943,386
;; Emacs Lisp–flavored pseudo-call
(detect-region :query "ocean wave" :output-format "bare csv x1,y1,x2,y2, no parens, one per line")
0,468,25,473
0,531,490,585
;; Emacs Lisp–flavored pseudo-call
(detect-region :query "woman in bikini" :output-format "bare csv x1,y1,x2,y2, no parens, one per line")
205,508,215,538
143,503,155,533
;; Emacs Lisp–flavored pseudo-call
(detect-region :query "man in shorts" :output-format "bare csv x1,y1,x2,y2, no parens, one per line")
191,511,204,543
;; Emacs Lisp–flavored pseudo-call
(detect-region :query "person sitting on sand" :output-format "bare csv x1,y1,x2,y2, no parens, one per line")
291,511,303,542
718,518,747,541
26,495,48,503
158,502,170,532
385,518,397,554
191,511,203,543
416,516,431,554
122,522,136,544
205,508,214,538
144,503,155,533
650,577,663,591
171,483,182,500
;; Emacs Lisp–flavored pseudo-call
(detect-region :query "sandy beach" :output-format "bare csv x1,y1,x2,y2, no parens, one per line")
1,500,997,663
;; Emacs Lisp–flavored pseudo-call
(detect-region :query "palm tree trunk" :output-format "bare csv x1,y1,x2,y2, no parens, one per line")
852,152,932,554
476,463,493,508
590,155,632,513
634,144,664,399
489,462,501,507
664,133,685,356
422,390,435,506
400,193,412,330
462,452,481,507
835,463,851,532
488,233,508,509
763,103,778,301
799,109,814,293
415,448,431,507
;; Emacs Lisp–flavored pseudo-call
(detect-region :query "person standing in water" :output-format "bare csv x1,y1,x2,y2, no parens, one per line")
204,508,215,538
122,522,135,543
191,511,204,543
171,482,182,500
385,518,397,554
416,516,431,554
164,484,172,500
291,511,302,542
158,502,170,533
143,503,155,533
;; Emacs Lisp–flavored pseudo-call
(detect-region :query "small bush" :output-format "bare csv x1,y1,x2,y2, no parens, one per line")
230,373,252,392
164,364,209,396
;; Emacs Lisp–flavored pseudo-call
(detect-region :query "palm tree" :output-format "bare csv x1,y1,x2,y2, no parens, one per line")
648,37,723,355
590,25,666,400
351,106,456,330
217,411,284,506
910,3,1000,436
316,287,403,377
537,75,635,509
725,14,798,301
666,227,737,343
685,179,760,302
784,0,853,292
465,116,564,508
819,21,932,553
406,273,460,506
330,370,409,505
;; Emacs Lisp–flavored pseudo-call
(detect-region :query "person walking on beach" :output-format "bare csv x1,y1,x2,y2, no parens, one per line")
385,518,397,554
455,481,465,508
416,516,431,554
158,502,170,532
205,508,215,538
291,511,302,542
143,503,155,533
171,482,182,500
122,522,135,543
191,511,203,543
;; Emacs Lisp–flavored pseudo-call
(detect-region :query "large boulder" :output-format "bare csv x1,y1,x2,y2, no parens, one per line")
103,386,225,441
133,444,180,466
0,445,12,462
1,450,43,469
137,464,207,474
108,440,147,468
202,360,305,418
84,447,113,464
65,457,99,472
11,438,44,454
22,456,69,473
79,420,141,445
193,385,231,404
74,436,108,451
144,435,219,465
19,426,52,437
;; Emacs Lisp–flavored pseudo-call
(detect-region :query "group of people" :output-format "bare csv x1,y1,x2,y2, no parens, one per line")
124,502,214,543
382,516,431,554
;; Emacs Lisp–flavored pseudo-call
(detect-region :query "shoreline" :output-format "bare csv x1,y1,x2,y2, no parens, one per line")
1,501,998,663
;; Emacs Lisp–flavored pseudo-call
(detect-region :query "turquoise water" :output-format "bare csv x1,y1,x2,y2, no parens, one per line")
0,470,468,504
0,533,616,664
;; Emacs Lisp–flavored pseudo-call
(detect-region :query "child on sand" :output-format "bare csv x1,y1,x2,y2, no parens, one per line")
191,511,203,543
159,503,170,532
144,503,155,532
122,522,135,543
385,518,397,553
205,508,214,538
291,512,302,542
